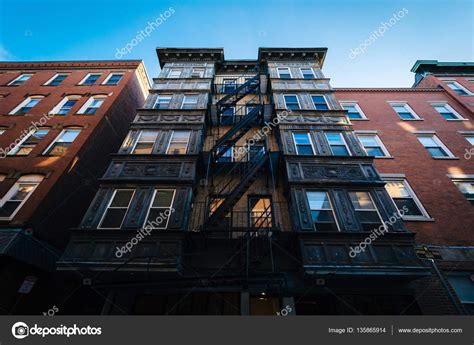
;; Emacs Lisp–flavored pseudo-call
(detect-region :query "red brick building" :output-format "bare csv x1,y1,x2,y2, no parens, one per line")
335,61,474,314
0,61,149,313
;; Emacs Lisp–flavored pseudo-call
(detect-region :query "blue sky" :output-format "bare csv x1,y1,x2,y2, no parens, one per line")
0,0,472,87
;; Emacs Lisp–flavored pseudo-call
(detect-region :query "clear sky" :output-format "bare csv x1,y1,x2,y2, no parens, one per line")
0,0,472,87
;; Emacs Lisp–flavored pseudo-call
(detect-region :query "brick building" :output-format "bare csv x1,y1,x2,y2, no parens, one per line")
0,60,149,313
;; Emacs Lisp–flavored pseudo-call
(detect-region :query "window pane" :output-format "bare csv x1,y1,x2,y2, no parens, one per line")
152,190,174,207
59,130,80,142
366,147,385,157
385,182,410,198
294,133,311,145
393,198,423,216
325,133,343,144
349,192,375,210
133,143,154,154
418,137,437,147
426,147,447,157
101,209,127,228
139,131,158,142
331,145,350,156
110,190,134,207
307,192,331,209
358,135,378,146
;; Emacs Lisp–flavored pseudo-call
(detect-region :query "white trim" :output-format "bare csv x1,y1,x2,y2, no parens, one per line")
306,191,341,232
444,80,473,95
292,132,315,155
356,133,391,158
416,133,456,158
277,67,292,79
430,102,466,121
339,101,368,120
7,129,48,156
311,94,330,110
324,132,351,156
0,175,44,220
447,174,474,179
283,94,301,110
102,73,124,85
7,74,32,86
131,130,159,154
299,67,315,79
98,189,135,229
49,95,80,115
77,95,106,114
388,101,422,120
143,189,176,229
349,191,385,227
9,96,44,115
181,94,199,109
191,67,205,78
43,73,68,86
154,94,172,109
78,73,102,85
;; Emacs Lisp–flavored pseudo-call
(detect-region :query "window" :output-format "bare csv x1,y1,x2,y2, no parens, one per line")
144,189,175,229
284,95,300,110
452,180,474,204
277,68,291,79
384,179,430,218
44,74,68,86
166,130,191,154
8,74,32,86
223,79,237,93
447,274,474,313
348,191,382,231
131,130,158,154
181,95,198,109
0,175,44,219
300,68,315,79
103,73,123,85
306,191,339,231
249,197,272,228
77,96,105,114
0,128,5,136
9,96,43,115
50,96,79,115
168,69,182,78
390,103,420,120
217,147,233,162
154,95,172,109
432,104,464,120
8,128,49,156
79,73,101,85
325,132,350,156
311,95,329,110
99,189,135,229
416,134,454,158
221,106,235,125
463,134,474,145
445,81,472,96
340,102,367,120
292,132,314,155
357,134,390,157
191,68,205,78
43,129,81,156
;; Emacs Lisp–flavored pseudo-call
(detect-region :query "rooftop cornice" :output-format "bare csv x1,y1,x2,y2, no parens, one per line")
156,48,225,68
411,60,474,74
258,47,328,67
0,60,144,71
334,87,444,92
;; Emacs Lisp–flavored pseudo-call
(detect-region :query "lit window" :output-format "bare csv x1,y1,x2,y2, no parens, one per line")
10,97,43,115
325,132,350,156
131,130,158,154
78,96,105,114
103,73,123,85
154,95,172,109
79,73,101,85
348,191,382,231
181,95,198,109
284,95,300,110
311,95,329,110
445,81,472,96
8,74,32,86
357,134,390,157
452,180,474,204
44,129,81,156
385,179,430,218
306,191,339,231
144,189,175,229
44,74,68,86
341,102,367,120
168,69,182,78
292,132,314,155
8,129,49,156
277,68,291,79
390,103,420,120
416,134,454,158
250,197,272,228
99,189,135,229
300,68,315,79
50,96,79,115
0,175,44,219
166,130,191,154
433,104,464,120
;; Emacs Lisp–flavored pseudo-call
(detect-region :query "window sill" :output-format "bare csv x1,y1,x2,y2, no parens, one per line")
374,156,394,159
400,118,424,121
350,118,369,121
433,156,459,160
403,217,435,222
446,119,469,121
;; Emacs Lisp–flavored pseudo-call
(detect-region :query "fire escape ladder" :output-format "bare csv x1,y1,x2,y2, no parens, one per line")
215,73,260,114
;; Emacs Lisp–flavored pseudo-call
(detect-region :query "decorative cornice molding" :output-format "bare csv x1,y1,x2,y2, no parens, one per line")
0,60,144,71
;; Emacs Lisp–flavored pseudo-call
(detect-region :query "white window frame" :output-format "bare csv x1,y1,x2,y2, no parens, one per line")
168,69,182,78
450,178,474,204
381,175,431,221
43,73,68,86
388,102,422,120
7,128,49,156
324,132,351,156
311,94,330,110
415,132,456,159
7,74,33,86
181,95,199,109
299,68,315,79
0,175,44,220
283,94,301,110
9,96,44,115
102,73,124,85
429,102,466,121
443,80,473,96
131,130,159,154
340,101,368,120
143,189,176,229
459,132,474,145
77,96,106,114
49,95,80,115
292,132,316,155
348,191,384,228
154,95,172,109
98,189,135,229
78,73,102,85
306,191,340,232
355,131,391,158
191,68,205,78
43,128,81,156
277,68,292,79
165,130,191,154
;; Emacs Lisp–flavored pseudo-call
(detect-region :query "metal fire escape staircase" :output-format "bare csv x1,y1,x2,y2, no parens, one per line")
204,73,269,227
